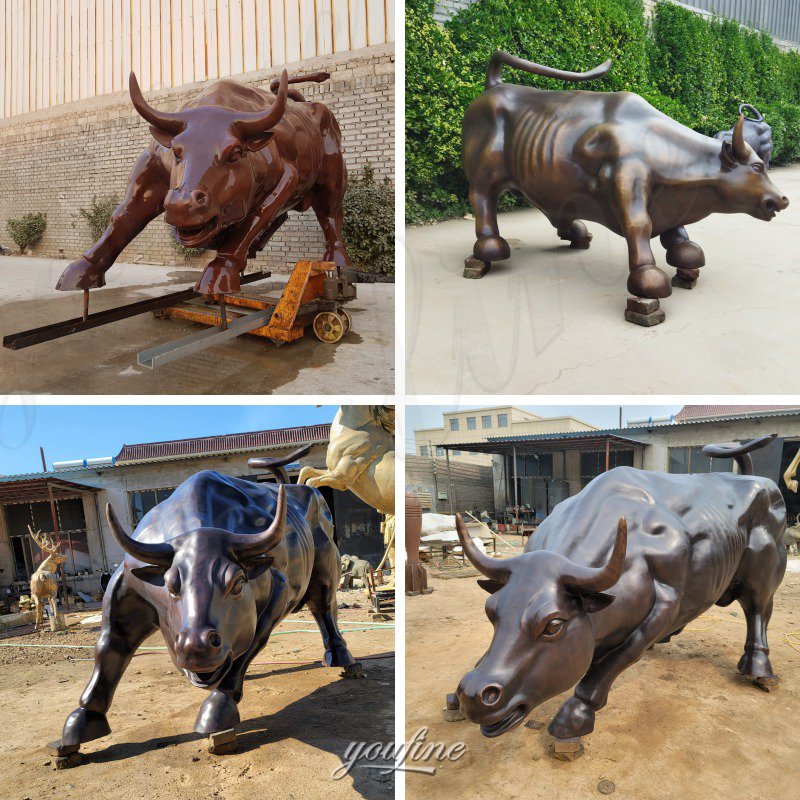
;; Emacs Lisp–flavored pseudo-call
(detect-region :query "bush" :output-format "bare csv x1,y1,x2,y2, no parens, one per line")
406,0,800,222
167,224,206,258
7,212,47,253
77,195,118,242
343,164,395,275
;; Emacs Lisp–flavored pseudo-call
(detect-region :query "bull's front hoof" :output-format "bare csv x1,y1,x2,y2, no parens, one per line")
549,696,596,739
548,737,585,762
195,257,244,296
55,258,107,291
325,643,356,668
208,728,238,755
627,265,672,299
665,240,705,271
60,707,111,747
473,235,510,262
738,650,778,690
195,690,241,735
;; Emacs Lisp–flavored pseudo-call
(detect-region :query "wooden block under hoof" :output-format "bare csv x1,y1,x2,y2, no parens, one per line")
445,692,461,711
624,296,665,327
208,728,238,755
671,274,697,290
46,740,79,758
569,238,591,250
54,752,82,770
442,708,466,722
549,737,585,762
340,662,365,679
464,257,490,279
755,674,779,692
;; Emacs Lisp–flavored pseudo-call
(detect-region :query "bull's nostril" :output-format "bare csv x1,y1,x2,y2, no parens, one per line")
207,631,222,648
192,190,207,206
481,685,501,706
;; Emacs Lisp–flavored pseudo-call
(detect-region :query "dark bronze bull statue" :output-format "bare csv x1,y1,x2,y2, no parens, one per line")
715,104,773,170
452,435,786,754
463,52,789,302
56,70,350,296
54,454,358,762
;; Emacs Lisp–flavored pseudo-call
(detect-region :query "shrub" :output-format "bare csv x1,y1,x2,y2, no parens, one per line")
77,195,118,242
7,212,47,253
167,225,206,258
343,164,395,275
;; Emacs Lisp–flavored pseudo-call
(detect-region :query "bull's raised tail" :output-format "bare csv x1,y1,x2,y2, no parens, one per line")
485,51,611,90
270,71,331,101
702,434,777,476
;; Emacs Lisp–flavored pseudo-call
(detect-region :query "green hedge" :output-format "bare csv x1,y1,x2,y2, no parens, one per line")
406,0,800,223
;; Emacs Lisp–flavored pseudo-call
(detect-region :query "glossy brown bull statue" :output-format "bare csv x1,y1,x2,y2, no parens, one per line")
52,451,359,766
451,434,786,756
463,52,789,304
56,70,350,296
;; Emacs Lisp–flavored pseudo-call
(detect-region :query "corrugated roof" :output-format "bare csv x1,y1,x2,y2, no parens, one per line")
115,424,330,464
675,405,800,421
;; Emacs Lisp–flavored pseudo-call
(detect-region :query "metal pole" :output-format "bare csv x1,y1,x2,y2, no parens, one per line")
428,440,439,513
445,447,455,514
40,447,70,612
605,438,611,472
512,445,520,534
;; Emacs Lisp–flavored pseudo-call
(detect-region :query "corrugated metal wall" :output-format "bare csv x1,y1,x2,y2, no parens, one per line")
679,0,800,46
0,0,395,120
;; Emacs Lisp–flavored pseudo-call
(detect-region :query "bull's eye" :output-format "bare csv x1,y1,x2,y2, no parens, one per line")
752,163,764,174
166,581,179,598
226,148,243,164
172,149,183,163
542,619,565,638
230,575,246,596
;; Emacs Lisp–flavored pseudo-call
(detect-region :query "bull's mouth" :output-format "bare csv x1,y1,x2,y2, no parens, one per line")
759,199,786,221
184,652,232,688
174,215,220,247
479,704,528,738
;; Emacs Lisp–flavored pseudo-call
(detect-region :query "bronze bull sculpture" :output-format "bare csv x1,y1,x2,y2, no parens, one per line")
56,69,351,297
715,104,773,170
463,52,788,307
53,454,359,764
451,434,786,755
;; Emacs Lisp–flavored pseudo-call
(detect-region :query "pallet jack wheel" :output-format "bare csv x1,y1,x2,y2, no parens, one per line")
339,309,351,336
313,311,345,343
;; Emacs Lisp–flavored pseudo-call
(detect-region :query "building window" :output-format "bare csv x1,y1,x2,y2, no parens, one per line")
481,415,492,429
668,447,732,475
420,445,429,457
467,417,476,430
436,446,445,457
497,413,508,427
452,450,461,456
450,418,459,431
129,487,177,526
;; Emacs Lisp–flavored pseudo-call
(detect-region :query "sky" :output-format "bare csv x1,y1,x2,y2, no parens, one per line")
405,404,684,452
0,403,338,474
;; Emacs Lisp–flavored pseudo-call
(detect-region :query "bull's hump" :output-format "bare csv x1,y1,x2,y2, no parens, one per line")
179,80,281,113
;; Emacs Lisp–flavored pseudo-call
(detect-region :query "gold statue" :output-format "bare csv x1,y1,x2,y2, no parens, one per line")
28,527,67,633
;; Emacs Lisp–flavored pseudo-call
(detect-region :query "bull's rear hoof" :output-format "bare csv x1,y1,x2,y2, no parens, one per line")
340,662,365,679
665,240,705,271
208,728,238,755
624,297,666,327
549,736,585,762
473,235,510,262
464,256,490,279
61,708,111,747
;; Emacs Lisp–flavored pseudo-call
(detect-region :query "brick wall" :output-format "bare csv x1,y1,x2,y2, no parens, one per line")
0,43,394,273
405,455,496,514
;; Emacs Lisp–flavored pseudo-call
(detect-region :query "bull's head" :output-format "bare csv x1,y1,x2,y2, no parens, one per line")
106,485,287,689
455,514,626,737
717,115,788,220
129,70,289,247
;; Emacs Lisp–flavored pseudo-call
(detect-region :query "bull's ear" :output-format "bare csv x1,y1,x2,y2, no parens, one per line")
477,578,505,594
721,140,738,169
579,591,615,613
130,564,167,585
149,125,176,149
243,132,274,152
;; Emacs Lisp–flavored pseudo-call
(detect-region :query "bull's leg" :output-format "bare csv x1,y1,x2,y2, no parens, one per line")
659,226,705,288
550,217,592,249
195,163,299,295
613,166,671,299
55,150,169,291
549,587,679,740
194,576,290,736
310,185,351,268
59,571,157,752
469,186,511,262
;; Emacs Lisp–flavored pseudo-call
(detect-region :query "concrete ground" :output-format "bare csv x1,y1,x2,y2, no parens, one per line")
0,599,394,800
406,164,800,394
0,258,394,395
406,562,800,800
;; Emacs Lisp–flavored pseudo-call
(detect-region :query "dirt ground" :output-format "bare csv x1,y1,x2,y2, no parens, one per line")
0,258,394,395
406,560,800,800
0,592,394,800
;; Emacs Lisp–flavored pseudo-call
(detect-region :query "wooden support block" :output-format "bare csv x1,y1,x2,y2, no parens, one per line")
341,662,365,679
443,692,465,721
464,257,490,279
208,728,238,755
46,740,79,757
624,296,665,327
445,692,461,710
671,274,697,290
54,752,82,769
549,736,585,761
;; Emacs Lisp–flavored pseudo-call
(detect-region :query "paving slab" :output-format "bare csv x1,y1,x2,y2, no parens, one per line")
406,164,800,395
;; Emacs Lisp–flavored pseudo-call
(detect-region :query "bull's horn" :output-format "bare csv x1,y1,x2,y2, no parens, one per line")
455,513,513,582
234,70,289,138
562,517,627,594
732,114,750,163
228,484,287,561
106,503,174,566
129,72,186,135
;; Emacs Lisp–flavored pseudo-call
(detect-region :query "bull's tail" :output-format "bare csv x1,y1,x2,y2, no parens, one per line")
701,433,777,476
248,444,313,484
270,71,330,101
485,50,611,91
